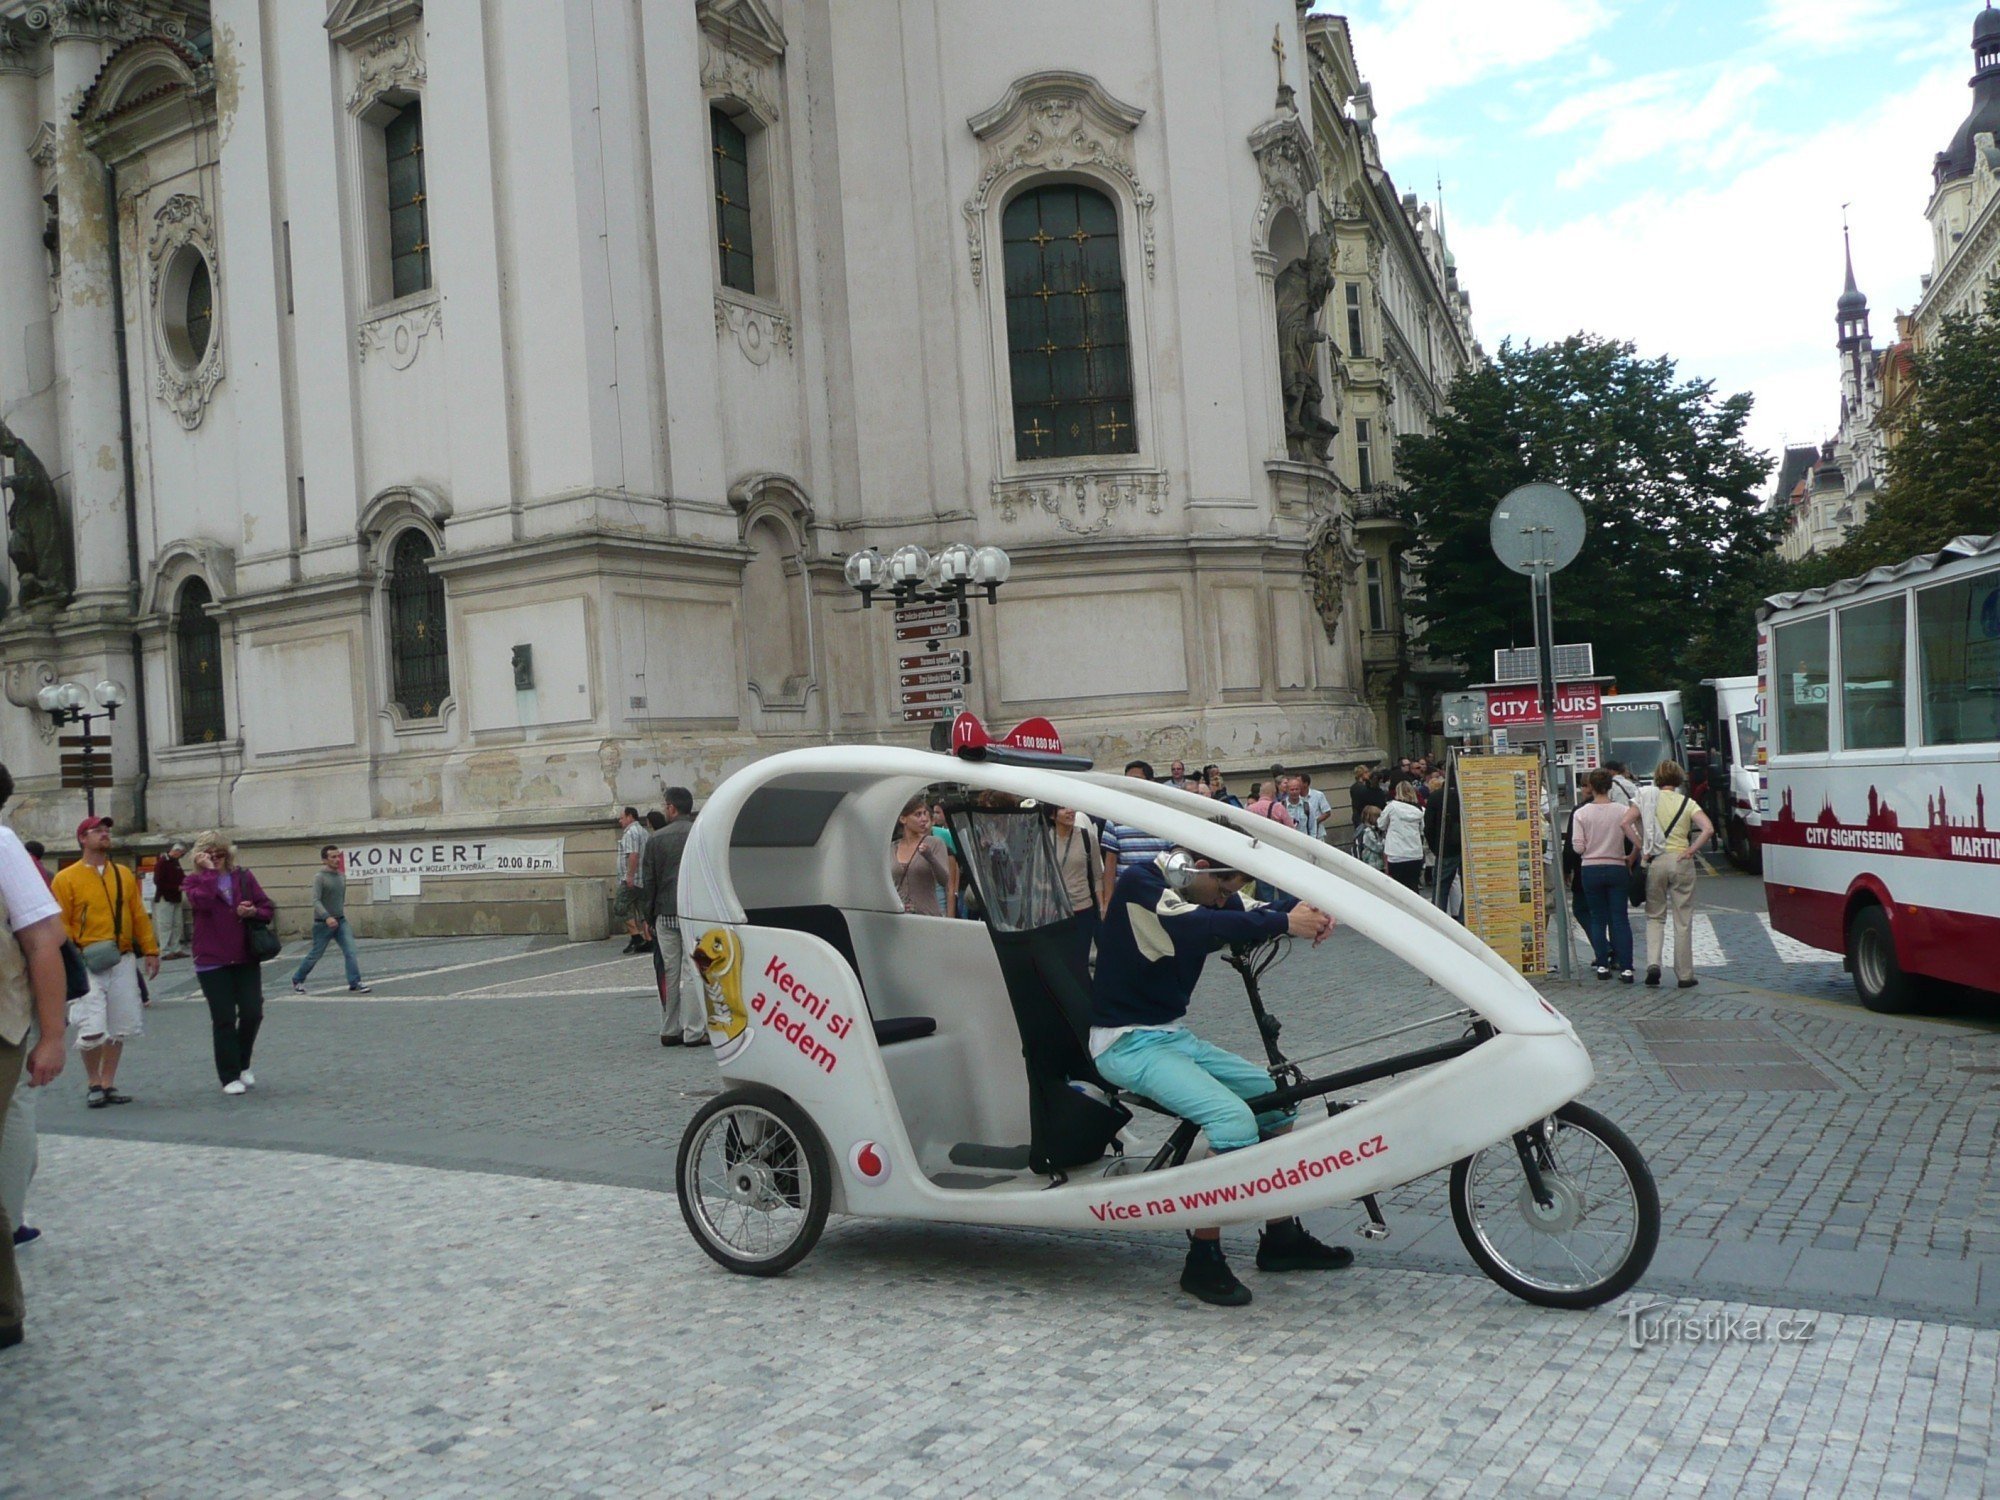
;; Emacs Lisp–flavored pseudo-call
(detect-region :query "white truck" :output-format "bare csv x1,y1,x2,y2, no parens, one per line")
1700,675,1763,871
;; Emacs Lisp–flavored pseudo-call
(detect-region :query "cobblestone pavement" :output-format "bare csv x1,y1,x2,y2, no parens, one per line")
6,1136,1995,1499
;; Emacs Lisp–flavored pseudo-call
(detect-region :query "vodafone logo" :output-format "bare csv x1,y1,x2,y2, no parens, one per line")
848,1141,890,1184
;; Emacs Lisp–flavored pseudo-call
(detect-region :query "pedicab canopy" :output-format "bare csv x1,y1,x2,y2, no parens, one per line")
675,715,1567,1044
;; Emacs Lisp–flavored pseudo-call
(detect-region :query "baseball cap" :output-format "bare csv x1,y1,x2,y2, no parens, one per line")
77,815,113,840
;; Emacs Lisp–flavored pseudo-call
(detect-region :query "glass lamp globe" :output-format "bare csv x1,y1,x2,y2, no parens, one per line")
889,544,932,588
93,680,128,709
936,542,975,587
35,684,63,713
971,546,1012,587
842,548,885,592
57,682,88,710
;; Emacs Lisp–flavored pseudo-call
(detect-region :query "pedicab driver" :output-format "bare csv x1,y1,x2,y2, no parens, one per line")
1090,848,1349,1306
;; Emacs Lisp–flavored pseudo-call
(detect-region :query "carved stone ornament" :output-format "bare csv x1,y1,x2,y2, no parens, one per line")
357,297,442,370
1249,112,1320,252
0,18,38,72
990,469,1168,536
1303,502,1365,644
700,37,778,122
347,27,424,115
714,293,792,364
964,71,1155,287
696,0,786,64
146,193,224,432
0,419,76,616
19,1,189,44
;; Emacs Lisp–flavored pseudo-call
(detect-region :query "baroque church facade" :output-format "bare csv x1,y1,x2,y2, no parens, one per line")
0,0,1469,930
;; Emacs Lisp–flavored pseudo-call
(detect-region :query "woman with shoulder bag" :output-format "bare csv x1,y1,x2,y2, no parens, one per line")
1641,760,1714,989
182,831,277,1096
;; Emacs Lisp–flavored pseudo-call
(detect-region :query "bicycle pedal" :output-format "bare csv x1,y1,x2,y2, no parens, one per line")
1359,1220,1391,1241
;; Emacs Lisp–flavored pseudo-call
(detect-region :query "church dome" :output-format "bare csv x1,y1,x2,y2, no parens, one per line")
1937,4,2000,185
1837,283,1868,317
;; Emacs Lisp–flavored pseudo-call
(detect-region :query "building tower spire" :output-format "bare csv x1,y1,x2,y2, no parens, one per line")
1836,208,1871,418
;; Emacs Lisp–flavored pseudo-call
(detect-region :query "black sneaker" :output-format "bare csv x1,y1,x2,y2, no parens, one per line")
102,1087,132,1105
0,1322,21,1351
1256,1217,1356,1272
1619,969,1635,984
87,1086,110,1109
1644,966,1661,987
11,1225,40,1248
1180,1237,1252,1307
1594,965,1612,981
1678,977,1699,989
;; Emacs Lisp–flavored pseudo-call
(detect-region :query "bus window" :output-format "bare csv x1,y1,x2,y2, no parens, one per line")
1733,708,1761,765
1772,616,1830,754
1838,595,1907,749
1917,566,2000,746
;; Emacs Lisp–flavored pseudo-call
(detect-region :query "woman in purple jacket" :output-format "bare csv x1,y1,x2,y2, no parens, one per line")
182,831,276,1095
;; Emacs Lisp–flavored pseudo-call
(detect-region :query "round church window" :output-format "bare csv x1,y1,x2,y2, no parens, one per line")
161,246,213,369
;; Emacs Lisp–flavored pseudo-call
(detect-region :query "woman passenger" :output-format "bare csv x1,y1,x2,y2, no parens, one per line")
1640,759,1714,989
1571,769,1643,982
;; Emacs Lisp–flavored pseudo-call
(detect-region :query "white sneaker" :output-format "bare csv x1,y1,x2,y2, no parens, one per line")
222,1079,247,1096
239,1070,256,1089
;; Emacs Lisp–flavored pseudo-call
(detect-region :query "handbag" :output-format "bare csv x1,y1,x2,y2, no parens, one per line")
81,864,127,970
1630,793,1692,908
60,939,92,999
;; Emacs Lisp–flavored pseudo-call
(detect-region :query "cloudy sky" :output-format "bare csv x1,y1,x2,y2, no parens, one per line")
1328,0,1982,493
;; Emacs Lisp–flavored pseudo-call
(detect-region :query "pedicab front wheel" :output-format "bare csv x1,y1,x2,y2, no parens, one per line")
677,1084,832,1276
1449,1101,1660,1310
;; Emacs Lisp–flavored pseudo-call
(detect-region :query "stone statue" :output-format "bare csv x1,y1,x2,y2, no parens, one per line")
1303,504,1364,644
1275,230,1342,462
0,419,76,613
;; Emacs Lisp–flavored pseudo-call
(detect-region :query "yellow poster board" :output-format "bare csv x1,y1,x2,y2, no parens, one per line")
1455,753,1549,976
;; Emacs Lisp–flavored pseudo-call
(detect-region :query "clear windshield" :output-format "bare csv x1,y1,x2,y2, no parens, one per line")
944,800,1074,934
1733,708,1761,765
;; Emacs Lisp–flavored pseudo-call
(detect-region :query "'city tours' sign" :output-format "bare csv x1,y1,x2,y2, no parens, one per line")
342,837,566,878
1485,682,1602,727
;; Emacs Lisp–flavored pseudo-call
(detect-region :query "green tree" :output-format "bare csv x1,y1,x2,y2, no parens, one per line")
1396,335,1779,698
1821,282,2000,573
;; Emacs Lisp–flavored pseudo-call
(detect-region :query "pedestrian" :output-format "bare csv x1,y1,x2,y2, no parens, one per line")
1422,769,1463,915
182,831,277,1095
0,763,71,1353
1605,760,1640,806
1377,783,1427,891
289,845,370,995
614,807,650,954
1099,762,1173,909
641,787,706,1047
1279,776,1310,834
51,816,158,1109
1639,760,1714,989
1352,804,1386,871
644,810,667,832
1570,769,1642,982
1203,766,1241,807
890,795,956,917
1295,772,1334,842
1166,760,1191,791
929,799,961,916
20,842,50,888
1052,806,1103,969
1349,763,1386,829
148,840,188,958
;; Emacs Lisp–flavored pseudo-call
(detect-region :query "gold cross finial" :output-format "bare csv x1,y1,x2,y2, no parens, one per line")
1272,26,1286,91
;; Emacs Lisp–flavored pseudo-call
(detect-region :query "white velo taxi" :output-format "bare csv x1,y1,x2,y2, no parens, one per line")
672,716,1659,1308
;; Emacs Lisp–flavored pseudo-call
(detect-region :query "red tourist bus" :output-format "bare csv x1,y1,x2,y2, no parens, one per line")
1758,532,2000,1012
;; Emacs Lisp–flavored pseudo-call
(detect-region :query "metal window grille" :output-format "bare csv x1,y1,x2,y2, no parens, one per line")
175,578,226,744
711,109,755,295
1001,184,1138,461
388,531,450,718
386,100,431,299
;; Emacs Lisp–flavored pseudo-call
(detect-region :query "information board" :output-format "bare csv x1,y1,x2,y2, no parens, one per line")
1455,753,1549,976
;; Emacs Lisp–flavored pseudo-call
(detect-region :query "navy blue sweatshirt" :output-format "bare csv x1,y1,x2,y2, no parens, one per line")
1089,858,1288,1030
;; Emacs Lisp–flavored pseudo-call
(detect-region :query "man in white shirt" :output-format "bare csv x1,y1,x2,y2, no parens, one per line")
0,763,71,1352
614,807,650,955
1606,761,1641,806
1296,773,1335,842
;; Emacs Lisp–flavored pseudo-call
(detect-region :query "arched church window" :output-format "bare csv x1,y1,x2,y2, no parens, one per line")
388,530,450,718
711,108,756,295
1002,183,1137,461
175,578,225,744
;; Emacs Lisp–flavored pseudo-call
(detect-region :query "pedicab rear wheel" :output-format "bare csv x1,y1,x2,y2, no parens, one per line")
1449,1101,1659,1310
678,1084,832,1276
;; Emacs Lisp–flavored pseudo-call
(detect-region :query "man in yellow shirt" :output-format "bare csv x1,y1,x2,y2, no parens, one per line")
51,817,159,1108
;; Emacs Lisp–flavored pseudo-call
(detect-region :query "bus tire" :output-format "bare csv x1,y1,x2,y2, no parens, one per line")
1849,904,1915,1014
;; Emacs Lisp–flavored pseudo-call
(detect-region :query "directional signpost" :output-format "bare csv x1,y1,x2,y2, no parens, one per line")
58,732,114,802
895,600,971,722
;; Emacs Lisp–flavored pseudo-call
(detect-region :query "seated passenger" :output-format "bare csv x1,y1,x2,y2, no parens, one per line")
1090,848,1350,1307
